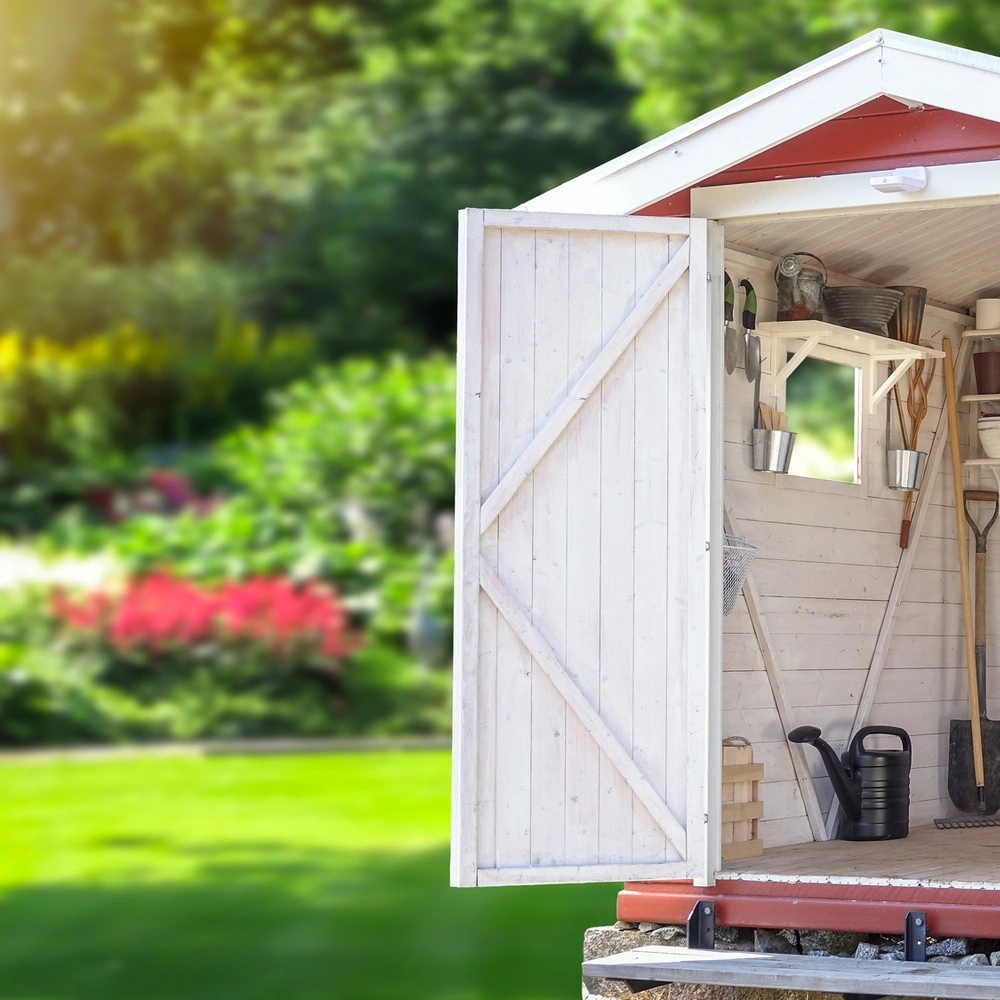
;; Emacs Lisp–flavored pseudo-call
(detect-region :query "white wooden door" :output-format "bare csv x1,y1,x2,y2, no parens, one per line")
452,209,724,887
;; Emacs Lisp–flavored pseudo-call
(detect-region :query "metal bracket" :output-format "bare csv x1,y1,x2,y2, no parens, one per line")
843,910,928,1000
905,910,927,963
686,899,716,950
625,980,667,994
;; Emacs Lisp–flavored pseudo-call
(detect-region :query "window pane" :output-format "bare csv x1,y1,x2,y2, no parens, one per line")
784,355,858,483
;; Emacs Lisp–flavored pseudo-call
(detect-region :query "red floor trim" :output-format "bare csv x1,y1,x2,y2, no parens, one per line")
619,880,1000,937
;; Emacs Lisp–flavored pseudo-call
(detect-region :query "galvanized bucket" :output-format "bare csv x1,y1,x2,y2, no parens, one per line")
775,252,827,322
752,428,796,474
886,449,926,491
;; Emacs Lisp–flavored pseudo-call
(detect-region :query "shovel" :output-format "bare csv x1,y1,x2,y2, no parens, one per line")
947,489,1000,817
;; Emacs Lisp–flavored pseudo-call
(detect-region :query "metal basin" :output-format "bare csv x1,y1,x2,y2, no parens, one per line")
825,286,905,336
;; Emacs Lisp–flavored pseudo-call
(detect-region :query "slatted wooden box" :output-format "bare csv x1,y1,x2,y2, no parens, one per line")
721,736,764,861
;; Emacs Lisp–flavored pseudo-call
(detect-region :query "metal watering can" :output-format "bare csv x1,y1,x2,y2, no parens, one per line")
775,252,827,321
788,725,911,840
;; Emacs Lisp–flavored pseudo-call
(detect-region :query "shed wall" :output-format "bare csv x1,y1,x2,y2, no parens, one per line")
722,248,978,847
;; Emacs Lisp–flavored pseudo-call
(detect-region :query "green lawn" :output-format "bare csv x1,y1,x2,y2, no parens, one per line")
0,751,619,999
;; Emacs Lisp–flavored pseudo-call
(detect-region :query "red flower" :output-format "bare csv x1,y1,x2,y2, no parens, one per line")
52,573,356,663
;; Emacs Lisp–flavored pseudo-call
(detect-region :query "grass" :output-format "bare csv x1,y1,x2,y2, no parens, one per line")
0,750,619,999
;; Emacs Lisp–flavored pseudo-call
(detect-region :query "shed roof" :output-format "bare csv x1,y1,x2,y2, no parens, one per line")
521,30,1000,217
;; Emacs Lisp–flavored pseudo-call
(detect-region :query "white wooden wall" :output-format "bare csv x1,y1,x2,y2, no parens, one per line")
722,247,978,847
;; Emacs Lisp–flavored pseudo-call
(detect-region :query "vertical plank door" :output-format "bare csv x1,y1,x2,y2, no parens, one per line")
452,209,724,887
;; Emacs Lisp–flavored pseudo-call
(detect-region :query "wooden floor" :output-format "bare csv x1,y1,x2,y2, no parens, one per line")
721,823,1000,889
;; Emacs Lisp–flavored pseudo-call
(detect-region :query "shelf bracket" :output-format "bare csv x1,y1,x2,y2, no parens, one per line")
869,356,915,414
774,334,822,385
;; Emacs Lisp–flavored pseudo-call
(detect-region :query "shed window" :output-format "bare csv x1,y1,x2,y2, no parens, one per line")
784,355,859,483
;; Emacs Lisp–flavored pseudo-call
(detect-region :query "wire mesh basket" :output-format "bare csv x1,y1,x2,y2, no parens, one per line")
723,534,757,616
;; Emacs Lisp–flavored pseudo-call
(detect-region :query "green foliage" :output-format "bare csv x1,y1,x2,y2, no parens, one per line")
0,1,641,353
0,589,118,744
52,354,457,642
0,316,319,530
785,355,858,482
221,355,456,548
0,579,451,745
594,1,1000,136
0,254,247,345
16,356,457,744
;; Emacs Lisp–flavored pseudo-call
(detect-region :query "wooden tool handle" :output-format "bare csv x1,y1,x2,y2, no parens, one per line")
899,518,911,549
943,338,986,788
966,490,1000,502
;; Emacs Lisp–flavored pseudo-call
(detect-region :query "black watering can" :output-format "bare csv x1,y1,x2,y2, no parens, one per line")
788,725,911,841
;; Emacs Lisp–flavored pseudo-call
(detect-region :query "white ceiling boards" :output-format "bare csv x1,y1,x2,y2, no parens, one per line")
721,203,1000,311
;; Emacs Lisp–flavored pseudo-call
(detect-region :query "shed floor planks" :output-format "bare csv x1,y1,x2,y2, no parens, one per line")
721,822,1000,888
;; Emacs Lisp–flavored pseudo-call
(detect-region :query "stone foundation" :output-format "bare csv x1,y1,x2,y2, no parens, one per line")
582,921,1000,1000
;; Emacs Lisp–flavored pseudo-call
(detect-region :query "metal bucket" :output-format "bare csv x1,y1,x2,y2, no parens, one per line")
887,285,927,343
752,428,796,473
886,449,926,491
775,252,827,321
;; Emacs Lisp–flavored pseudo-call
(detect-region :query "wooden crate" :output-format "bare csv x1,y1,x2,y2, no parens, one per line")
721,736,763,861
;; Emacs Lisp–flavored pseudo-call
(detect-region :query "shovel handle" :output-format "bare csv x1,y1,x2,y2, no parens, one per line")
944,338,986,788
976,551,987,650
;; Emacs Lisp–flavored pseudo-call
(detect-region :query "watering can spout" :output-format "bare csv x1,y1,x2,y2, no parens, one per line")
787,725,863,822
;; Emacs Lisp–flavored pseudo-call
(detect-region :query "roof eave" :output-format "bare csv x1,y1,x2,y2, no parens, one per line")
520,29,1000,217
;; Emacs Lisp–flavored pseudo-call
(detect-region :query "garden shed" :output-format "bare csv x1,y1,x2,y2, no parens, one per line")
452,27,1000,965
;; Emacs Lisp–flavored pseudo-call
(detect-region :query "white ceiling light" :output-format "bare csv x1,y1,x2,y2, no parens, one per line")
869,166,928,193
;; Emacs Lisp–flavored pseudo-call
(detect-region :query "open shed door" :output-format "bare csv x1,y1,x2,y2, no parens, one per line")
452,209,723,887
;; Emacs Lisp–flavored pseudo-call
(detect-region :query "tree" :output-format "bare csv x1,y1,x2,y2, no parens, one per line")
592,0,1000,137
0,0,643,354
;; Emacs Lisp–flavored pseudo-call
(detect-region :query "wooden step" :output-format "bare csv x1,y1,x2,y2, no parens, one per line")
583,946,1000,999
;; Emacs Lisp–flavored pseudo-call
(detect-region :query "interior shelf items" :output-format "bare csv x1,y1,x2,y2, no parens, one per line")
758,320,945,414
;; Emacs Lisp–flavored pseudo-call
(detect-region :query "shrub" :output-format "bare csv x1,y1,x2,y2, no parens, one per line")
48,355,458,652
0,571,449,745
0,318,319,531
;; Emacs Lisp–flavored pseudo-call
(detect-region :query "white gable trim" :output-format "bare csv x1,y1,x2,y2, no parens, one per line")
520,30,1000,218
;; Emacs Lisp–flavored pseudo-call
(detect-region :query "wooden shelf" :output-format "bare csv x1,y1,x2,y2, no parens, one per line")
962,328,1000,339
758,321,945,414
963,458,1000,467
962,393,1000,402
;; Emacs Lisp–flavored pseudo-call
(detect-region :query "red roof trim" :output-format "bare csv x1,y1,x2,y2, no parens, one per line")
638,99,1000,218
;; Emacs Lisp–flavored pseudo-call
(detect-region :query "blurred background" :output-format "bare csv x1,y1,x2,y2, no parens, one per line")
0,2,997,997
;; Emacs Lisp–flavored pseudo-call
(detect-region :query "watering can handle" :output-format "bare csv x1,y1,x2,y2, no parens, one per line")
850,725,911,756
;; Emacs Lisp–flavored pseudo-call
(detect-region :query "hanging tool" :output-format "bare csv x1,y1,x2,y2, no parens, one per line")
741,279,760,383
936,338,995,827
740,279,762,427
724,272,739,375
899,347,938,548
